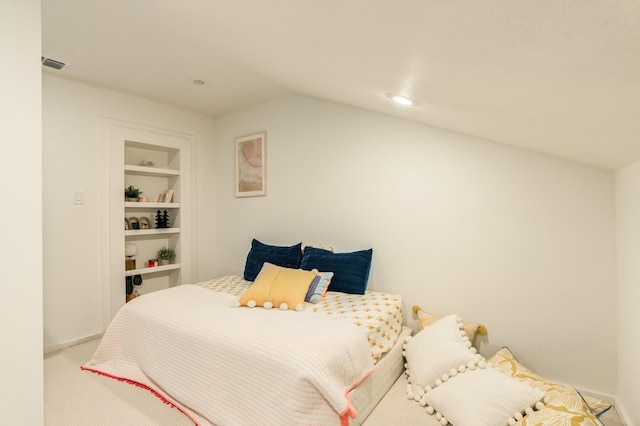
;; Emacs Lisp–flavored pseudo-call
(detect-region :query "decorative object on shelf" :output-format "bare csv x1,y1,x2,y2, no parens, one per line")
125,243,137,270
148,259,159,268
155,209,170,228
124,219,129,230
157,189,174,203
235,131,267,198
157,246,175,266
133,274,143,286
163,189,174,203
125,185,142,201
139,216,151,229
127,217,140,230
125,274,143,303
139,159,155,167
138,197,149,202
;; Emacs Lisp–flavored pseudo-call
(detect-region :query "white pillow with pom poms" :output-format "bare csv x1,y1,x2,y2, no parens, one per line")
404,314,481,393
423,366,545,426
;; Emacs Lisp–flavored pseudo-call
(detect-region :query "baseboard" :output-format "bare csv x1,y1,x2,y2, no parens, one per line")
614,401,631,426
578,388,632,425
576,387,616,405
44,333,103,355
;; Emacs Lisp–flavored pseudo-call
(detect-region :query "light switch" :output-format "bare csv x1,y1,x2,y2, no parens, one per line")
73,190,84,205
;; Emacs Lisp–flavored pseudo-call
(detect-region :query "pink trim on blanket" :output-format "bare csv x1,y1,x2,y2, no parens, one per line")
339,368,375,426
80,366,200,426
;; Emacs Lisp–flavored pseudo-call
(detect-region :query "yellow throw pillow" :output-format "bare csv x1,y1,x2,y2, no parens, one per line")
489,347,569,398
412,305,487,342
238,263,316,310
488,347,611,417
517,388,600,426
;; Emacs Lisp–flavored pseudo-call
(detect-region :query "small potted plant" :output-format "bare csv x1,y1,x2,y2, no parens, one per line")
125,185,142,201
156,246,176,266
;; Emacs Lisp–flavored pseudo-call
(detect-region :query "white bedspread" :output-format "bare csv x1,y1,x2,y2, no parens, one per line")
83,284,375,426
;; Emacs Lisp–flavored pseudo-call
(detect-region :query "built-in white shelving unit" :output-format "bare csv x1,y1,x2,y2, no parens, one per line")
124,142,182,290
104,121,193,323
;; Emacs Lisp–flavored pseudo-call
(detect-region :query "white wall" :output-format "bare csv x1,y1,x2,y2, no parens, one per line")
0,1,43,424
213,95,617,395
615,161,640,424
42,74,216,350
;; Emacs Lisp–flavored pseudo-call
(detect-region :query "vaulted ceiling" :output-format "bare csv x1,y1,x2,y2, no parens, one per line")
42,0,640,170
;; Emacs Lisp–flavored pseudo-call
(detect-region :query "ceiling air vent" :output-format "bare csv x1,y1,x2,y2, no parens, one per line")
41,56,66,70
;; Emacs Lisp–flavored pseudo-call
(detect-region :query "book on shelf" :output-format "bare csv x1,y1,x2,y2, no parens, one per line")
159,189,174,203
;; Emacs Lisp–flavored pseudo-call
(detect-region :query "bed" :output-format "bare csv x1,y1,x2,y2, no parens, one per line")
82,274,407,426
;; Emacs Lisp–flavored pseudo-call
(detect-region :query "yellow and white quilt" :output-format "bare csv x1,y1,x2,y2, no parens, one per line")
197,274,403,362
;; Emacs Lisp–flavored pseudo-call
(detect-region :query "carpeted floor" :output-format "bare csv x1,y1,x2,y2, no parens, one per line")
45,338,625,425
45,338,191,426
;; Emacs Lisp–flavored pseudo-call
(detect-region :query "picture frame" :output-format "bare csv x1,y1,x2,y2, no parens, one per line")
235,131,267,197
127,217,140,230
139,216,151,229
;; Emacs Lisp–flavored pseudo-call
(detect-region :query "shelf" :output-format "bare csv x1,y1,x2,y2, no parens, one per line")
125,263,180,277
125,164,179,177
125,202,179,209
108,124,192,319
125,228,180,237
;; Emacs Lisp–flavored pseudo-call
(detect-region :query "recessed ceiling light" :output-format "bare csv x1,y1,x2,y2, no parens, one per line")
386,93,418,106
190,77,206,86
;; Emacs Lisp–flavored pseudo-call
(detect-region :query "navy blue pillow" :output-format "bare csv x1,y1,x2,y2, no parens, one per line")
300,247,373,294
243,239,303,281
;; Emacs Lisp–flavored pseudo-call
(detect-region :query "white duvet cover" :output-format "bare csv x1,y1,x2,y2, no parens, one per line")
83,284,375,426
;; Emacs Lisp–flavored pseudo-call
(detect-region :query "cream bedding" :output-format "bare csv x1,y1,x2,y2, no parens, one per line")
197,274,404,362
84,279,403,426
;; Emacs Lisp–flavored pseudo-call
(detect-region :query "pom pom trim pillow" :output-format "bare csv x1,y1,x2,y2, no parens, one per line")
243,239,303,282
403,314,483,393
422,366,546,426
238,263,316,311
300,247,372,294
403,314,545,425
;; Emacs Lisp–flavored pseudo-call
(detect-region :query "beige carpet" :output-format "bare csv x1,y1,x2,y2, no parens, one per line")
45,338,625,425
45,338,192,426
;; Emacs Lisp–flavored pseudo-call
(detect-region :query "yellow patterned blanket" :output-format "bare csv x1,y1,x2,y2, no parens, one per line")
197,274,403,362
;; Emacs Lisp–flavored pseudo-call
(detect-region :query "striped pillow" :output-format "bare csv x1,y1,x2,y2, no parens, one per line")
304,271,334,303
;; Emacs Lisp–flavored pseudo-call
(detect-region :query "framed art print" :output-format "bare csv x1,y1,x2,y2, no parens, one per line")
235,131,267,197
